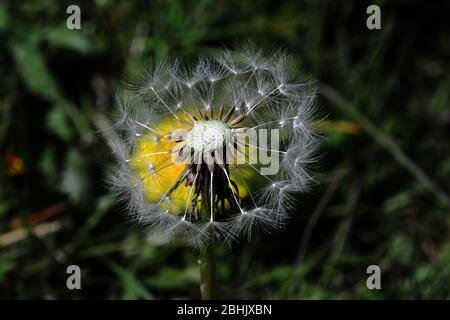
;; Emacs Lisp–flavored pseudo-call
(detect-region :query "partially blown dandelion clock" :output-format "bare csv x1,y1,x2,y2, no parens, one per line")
109,48,319,247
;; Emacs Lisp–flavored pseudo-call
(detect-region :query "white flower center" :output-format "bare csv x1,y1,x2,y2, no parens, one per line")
185,120,231,153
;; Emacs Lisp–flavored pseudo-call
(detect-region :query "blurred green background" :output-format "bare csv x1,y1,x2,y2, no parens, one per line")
0,0,449,299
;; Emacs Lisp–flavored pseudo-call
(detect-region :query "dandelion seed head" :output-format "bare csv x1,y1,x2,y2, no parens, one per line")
107,46,320,246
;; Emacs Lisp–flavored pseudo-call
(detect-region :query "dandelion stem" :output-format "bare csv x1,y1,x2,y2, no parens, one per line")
199,226,217,299
199,172,218,299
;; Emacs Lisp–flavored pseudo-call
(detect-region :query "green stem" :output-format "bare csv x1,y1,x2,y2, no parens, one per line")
199,226,217,299
199,172,218,299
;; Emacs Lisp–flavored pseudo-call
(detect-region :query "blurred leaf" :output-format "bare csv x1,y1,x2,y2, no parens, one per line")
0,260,15,282
61,149,88,203
110,263,154,300
77,195,115,240
0,3,10,31
46,105,74,141
45,27,93,54
11,41,61,102
383,190,414,214
147,266,199,290
39,148,58,181
387,235,414,265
